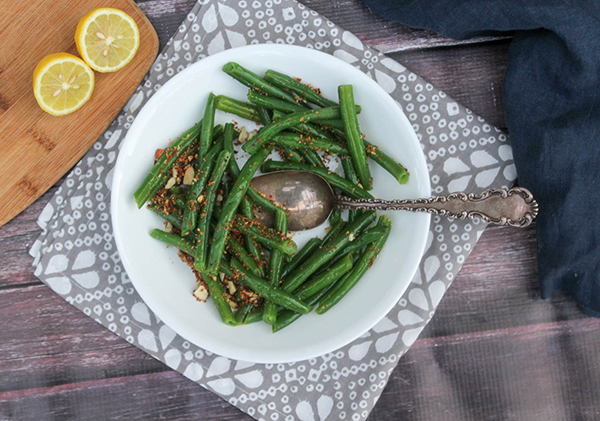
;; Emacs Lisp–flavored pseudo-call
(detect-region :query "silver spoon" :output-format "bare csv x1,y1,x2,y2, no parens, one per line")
251,170,538,231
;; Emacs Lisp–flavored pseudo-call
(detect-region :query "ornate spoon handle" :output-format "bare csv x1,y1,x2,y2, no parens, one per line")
336,187,538,227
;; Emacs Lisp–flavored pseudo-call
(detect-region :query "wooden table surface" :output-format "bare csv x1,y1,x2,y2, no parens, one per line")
2,1,600,420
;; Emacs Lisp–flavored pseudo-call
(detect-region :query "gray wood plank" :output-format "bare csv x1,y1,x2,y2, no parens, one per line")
0,285,166,393
370,317,600,421
0,371,252,421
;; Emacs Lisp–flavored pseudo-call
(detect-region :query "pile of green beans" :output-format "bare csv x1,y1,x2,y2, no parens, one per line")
135,63,408,331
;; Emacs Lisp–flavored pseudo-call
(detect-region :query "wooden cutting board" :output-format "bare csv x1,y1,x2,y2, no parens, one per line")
0,0,158,227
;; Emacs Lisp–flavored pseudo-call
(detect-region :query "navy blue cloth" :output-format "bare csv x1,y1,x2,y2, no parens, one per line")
362,0,600,316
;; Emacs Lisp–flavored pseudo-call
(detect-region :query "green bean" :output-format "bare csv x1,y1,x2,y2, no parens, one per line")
265,112,303,163
247,90,306,114
263,210,288,325
258,106,305,163
278,146,306,163
271,109,285,120
222,128,287,215
294,255,353,300
244,308,265,324
338,85,372,190
212,213,264,278
317,215,391,314
260,160,374,200
171,193,186,211
150,229,195,254
264,69,338,108
364,139,410,184
325,225,387,270
272,282,336,333
271,109,333,144
222,62,302,105
199,94,216,161
181,139,224,236
247,185,287,214
231,215,297,255
282,237,321,277
134,121,201,208
223,123,264,266
194,150,231,272
207,146,274,275
242,106,342,155
211,125,224,141
255,105,272,126
320,209,344,249
272,133,348,156
203,273,238,326
148,204,182,230
235,302,254,324
170,185,185,196
215,95,261,123
329,208,342,226
272,109,344,140
340,156,360,222
314,119,346,130
299,149,323,167
329,126,410,185
281,211,376,292
229,258,311,314
226,234,264,278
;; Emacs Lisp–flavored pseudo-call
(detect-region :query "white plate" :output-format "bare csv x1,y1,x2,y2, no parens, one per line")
112,44,431,364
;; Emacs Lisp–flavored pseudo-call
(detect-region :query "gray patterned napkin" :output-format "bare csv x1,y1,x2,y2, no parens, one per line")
29,1,516,420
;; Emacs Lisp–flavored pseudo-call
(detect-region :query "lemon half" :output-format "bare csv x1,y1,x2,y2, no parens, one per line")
75,7,140,73
33,52,95,116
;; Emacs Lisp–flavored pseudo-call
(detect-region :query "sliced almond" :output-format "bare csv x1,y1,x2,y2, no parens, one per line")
219,272,226,282
193,284,209,302
197,194,205,204
165,177,177,190
226,298,239,309
227,281,237,295
183,166,195,185
238,127,248,143
172,168,178,178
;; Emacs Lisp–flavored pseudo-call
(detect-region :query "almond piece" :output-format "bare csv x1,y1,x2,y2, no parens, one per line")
183,166,195,185
227,281,236,295
193,284,209,302
238,127,248,143
165,177,177,190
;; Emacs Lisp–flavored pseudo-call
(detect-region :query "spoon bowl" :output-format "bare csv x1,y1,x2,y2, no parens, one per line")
251,171,335,231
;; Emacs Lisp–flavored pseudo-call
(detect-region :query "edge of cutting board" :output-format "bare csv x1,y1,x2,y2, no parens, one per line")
0,0,159,227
